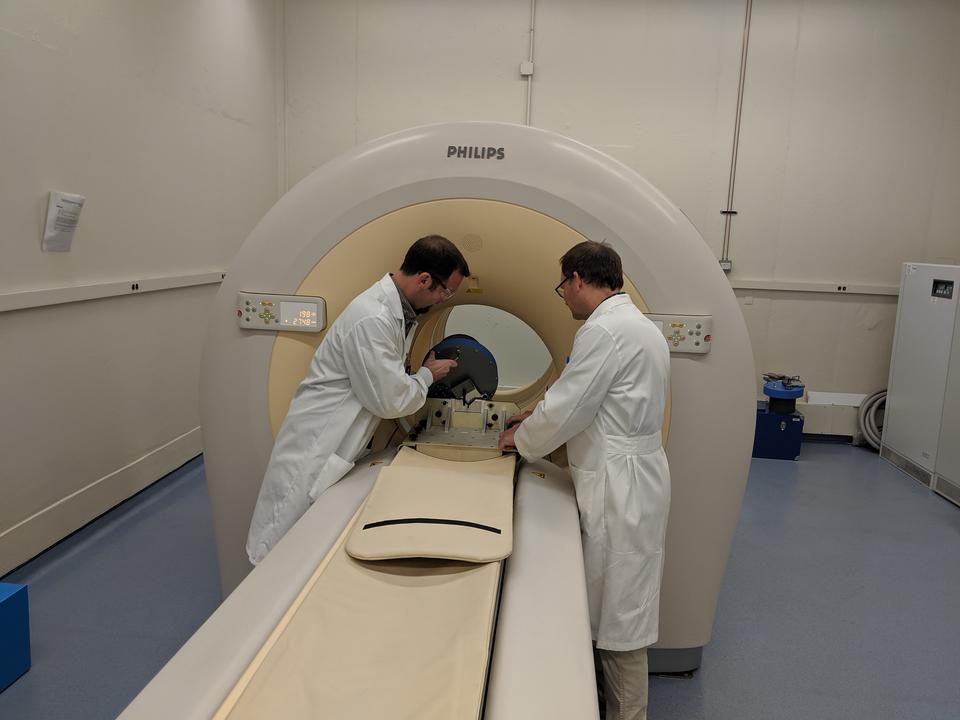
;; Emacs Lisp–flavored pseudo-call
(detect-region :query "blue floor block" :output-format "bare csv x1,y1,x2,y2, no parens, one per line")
0,582,31,692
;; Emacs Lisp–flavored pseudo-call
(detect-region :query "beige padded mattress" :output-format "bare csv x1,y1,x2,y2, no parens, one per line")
214,448,516,720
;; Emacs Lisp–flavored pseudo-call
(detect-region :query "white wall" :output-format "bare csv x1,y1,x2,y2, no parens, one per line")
731,0,960,394
282,0,960,396
736,0,960,284
282,0,532,188
0,0,279,574
4,0,958,571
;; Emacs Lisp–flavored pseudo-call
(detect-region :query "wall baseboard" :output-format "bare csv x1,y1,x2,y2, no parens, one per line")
796,399,862,438
0,427,203,576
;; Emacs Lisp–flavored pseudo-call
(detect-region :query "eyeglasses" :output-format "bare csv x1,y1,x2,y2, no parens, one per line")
555,276,571,299
430,275,455,300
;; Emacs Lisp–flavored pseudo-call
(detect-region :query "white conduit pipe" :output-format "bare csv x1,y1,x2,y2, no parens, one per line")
523,0,536,126
720,0,753,266
858,390,887,451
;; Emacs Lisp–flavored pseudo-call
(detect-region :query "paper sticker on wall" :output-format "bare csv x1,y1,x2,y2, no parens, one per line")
43,191,85,252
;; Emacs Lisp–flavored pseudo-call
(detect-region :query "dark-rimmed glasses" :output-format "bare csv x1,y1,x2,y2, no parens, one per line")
430,274,455,299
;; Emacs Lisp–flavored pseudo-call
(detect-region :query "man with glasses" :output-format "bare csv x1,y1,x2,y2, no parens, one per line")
499,241,670,720
247,235,468,564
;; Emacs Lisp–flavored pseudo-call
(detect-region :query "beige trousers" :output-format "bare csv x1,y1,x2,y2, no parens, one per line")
598,647,649,720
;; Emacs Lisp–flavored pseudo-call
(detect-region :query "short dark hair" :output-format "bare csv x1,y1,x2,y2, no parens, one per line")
560,241,623,290
400,235,470,282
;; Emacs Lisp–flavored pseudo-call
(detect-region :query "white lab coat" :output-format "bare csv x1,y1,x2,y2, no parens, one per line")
514,293,671,651
246,274,432,564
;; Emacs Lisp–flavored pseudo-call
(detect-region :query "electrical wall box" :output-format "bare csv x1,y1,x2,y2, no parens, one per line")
0,583,31,692
237,292,326,333
881,263,960,507
647,314,713,354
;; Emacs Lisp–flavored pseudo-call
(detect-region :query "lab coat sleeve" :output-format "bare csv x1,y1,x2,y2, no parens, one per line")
342,316,431,418
514,323,620,460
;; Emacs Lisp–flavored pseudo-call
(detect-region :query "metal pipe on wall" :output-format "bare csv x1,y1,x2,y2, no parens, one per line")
720,0,754,271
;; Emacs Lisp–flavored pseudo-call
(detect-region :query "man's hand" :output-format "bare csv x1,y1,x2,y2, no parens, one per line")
423,351,457,383
498,425,519,451
505,410,533,428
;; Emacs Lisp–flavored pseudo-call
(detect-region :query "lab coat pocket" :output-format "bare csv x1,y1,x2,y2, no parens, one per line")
603,457,668,555
570,464,605,537
307,453,355,503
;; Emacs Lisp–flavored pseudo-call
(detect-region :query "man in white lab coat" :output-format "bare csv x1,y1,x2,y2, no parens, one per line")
246,235,468,564
499,241,670,720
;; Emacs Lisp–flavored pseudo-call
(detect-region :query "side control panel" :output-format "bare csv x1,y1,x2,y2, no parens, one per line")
646,314,713,354
236,292,327,333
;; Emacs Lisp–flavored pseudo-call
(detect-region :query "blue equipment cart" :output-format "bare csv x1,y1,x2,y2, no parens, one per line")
753,377,805,460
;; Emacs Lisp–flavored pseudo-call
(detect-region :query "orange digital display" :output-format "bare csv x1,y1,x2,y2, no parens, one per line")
280,301,318,328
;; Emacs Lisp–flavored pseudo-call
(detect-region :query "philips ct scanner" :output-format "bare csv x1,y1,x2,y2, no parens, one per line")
120,122,756,719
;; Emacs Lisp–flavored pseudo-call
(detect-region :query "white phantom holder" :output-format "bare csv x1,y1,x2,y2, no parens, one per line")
410,398,521,450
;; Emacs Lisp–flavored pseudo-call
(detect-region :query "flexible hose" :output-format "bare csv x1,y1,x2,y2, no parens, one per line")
858,390,887,451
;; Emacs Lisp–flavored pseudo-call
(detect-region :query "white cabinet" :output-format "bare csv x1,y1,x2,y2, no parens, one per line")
933,320,960,506
881,263,960,506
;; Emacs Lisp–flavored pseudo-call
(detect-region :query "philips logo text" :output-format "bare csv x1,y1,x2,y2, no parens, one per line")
447,145,505,160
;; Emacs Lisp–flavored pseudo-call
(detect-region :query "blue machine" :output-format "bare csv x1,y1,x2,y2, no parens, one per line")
0,582,30,691
424,334,498,403
753,376,805,461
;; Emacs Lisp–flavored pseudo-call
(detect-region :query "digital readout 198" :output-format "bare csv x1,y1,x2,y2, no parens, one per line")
289,309,316,326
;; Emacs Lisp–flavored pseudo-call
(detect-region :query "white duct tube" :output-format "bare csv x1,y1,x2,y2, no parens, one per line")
858,389,887,451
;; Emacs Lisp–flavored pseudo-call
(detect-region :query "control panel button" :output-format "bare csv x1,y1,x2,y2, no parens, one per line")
648,314,713,355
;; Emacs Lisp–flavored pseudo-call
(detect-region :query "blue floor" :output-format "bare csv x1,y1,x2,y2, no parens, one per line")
0,457,221,720
650,443,960,720
1,444,958,719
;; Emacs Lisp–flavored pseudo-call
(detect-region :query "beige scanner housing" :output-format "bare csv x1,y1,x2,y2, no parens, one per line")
119,122,756,719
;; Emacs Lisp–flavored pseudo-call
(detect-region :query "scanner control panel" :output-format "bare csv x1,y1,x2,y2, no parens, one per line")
236,292,327,333
647,314,713,354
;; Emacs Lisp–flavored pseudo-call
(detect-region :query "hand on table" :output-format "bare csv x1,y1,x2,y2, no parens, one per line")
498,425,519,451
504,410,533,428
